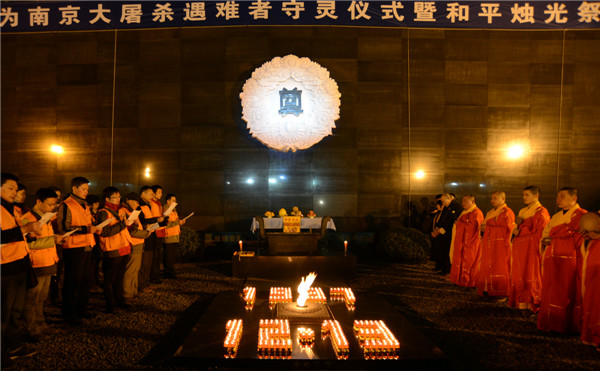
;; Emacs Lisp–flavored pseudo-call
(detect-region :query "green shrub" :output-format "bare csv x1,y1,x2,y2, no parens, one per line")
376,227,429,262
177,227,203,261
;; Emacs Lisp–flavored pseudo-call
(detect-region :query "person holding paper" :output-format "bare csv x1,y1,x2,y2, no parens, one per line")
150,185,165,283
13,182,29,222
20,188,62,342
1,173,41,363
121,193,150,303
137,186,165,292
162,194,186,279
86,194,103,294
56,177,102,325
96,187,133,314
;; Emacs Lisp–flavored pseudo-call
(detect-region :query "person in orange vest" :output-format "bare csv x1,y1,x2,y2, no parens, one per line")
1,173,41,363
56,177,102,325
150,185,165,283
162,194,186,279
48,185,63,308
96,187,133,313
86,194,103,293
138,186,165,292
13,183,29,221
121,193,150,303
20,188,62,342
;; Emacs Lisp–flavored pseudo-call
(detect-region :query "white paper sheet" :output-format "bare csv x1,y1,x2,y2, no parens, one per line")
147,222,160,232
60,229,79,239
39,212,57,225
182,212,194,221
126,209,141,226
95,217,115,229
163,202,177,216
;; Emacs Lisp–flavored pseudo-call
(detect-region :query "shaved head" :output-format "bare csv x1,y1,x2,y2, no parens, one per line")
580,212,600,240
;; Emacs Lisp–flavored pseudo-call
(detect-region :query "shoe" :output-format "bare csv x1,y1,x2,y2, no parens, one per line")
89,285,103,294
495,297,508,303
123,297,137,305
8,344,37,359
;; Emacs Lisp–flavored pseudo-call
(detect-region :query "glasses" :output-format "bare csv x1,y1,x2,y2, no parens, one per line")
109,196,121,200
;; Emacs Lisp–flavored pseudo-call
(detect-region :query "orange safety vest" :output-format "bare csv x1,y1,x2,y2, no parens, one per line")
62,196,96,249
1,205,29,264
162,210,181,237
122,208,145,246
140,204,155,234
152,200,167,238
97,207,133,252
21,211,59,268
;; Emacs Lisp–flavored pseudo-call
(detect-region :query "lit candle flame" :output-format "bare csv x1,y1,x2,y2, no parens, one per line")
297,272,317,307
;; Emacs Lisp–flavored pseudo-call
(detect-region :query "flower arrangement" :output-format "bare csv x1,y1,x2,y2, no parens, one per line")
306,210,316,218
290,206,302,217
264,211,275,218
278,208,288,217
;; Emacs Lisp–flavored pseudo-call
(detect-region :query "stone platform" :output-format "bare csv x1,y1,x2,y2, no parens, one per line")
172,285,448,369
232,252,357,280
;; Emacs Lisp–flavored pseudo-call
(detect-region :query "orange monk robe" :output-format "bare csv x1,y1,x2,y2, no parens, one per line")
476,205,515,297
581,239,600,348
508,202,550,312
449,205,484,287
537,205,586,334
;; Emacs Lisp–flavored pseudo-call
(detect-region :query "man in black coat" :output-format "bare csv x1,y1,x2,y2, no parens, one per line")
431,193,460,275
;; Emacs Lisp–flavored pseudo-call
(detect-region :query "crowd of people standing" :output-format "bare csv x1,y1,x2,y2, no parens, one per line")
1,173,186,365
430,187,600,351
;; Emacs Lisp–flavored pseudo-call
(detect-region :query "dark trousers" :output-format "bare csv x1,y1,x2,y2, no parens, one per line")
163,242,178,278
102,254,130,312
89,244,102,288
61,247,92,321
138,250,154,290
150,236,163,281
1,271,27,352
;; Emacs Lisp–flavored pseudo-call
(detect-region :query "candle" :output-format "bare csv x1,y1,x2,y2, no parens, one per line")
352,320,400,359
239,240,243,251
344,240,348,254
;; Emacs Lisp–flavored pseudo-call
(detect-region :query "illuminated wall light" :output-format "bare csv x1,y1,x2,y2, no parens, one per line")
415,170,425,179
450,182,458,186
312,179,317,186
144,167,151,178
479,183,486,188
506,143,527,160
319,200,324,205
226,181,231,185
268,178,277,184
246,178,254,185
50,144,64,155
279,175,286,180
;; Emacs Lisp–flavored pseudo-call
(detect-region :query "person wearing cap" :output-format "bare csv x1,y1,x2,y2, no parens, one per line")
121,192,150,302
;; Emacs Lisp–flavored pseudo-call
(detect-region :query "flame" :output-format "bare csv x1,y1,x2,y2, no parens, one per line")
297,272,317,307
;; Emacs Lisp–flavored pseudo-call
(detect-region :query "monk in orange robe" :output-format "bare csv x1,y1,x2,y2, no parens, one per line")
450,194,483,287
476,191,515,300
579,212,600,349
508,186,550,313
537,187,587,334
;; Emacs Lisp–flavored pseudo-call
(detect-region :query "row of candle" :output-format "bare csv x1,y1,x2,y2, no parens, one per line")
223,319,243,358
297,327,315,346
307,287,327,304
242,287,256,310
329,287,356,310
353,320,400,359
268,287,293,309
258,319,292,357
321,320,350,360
